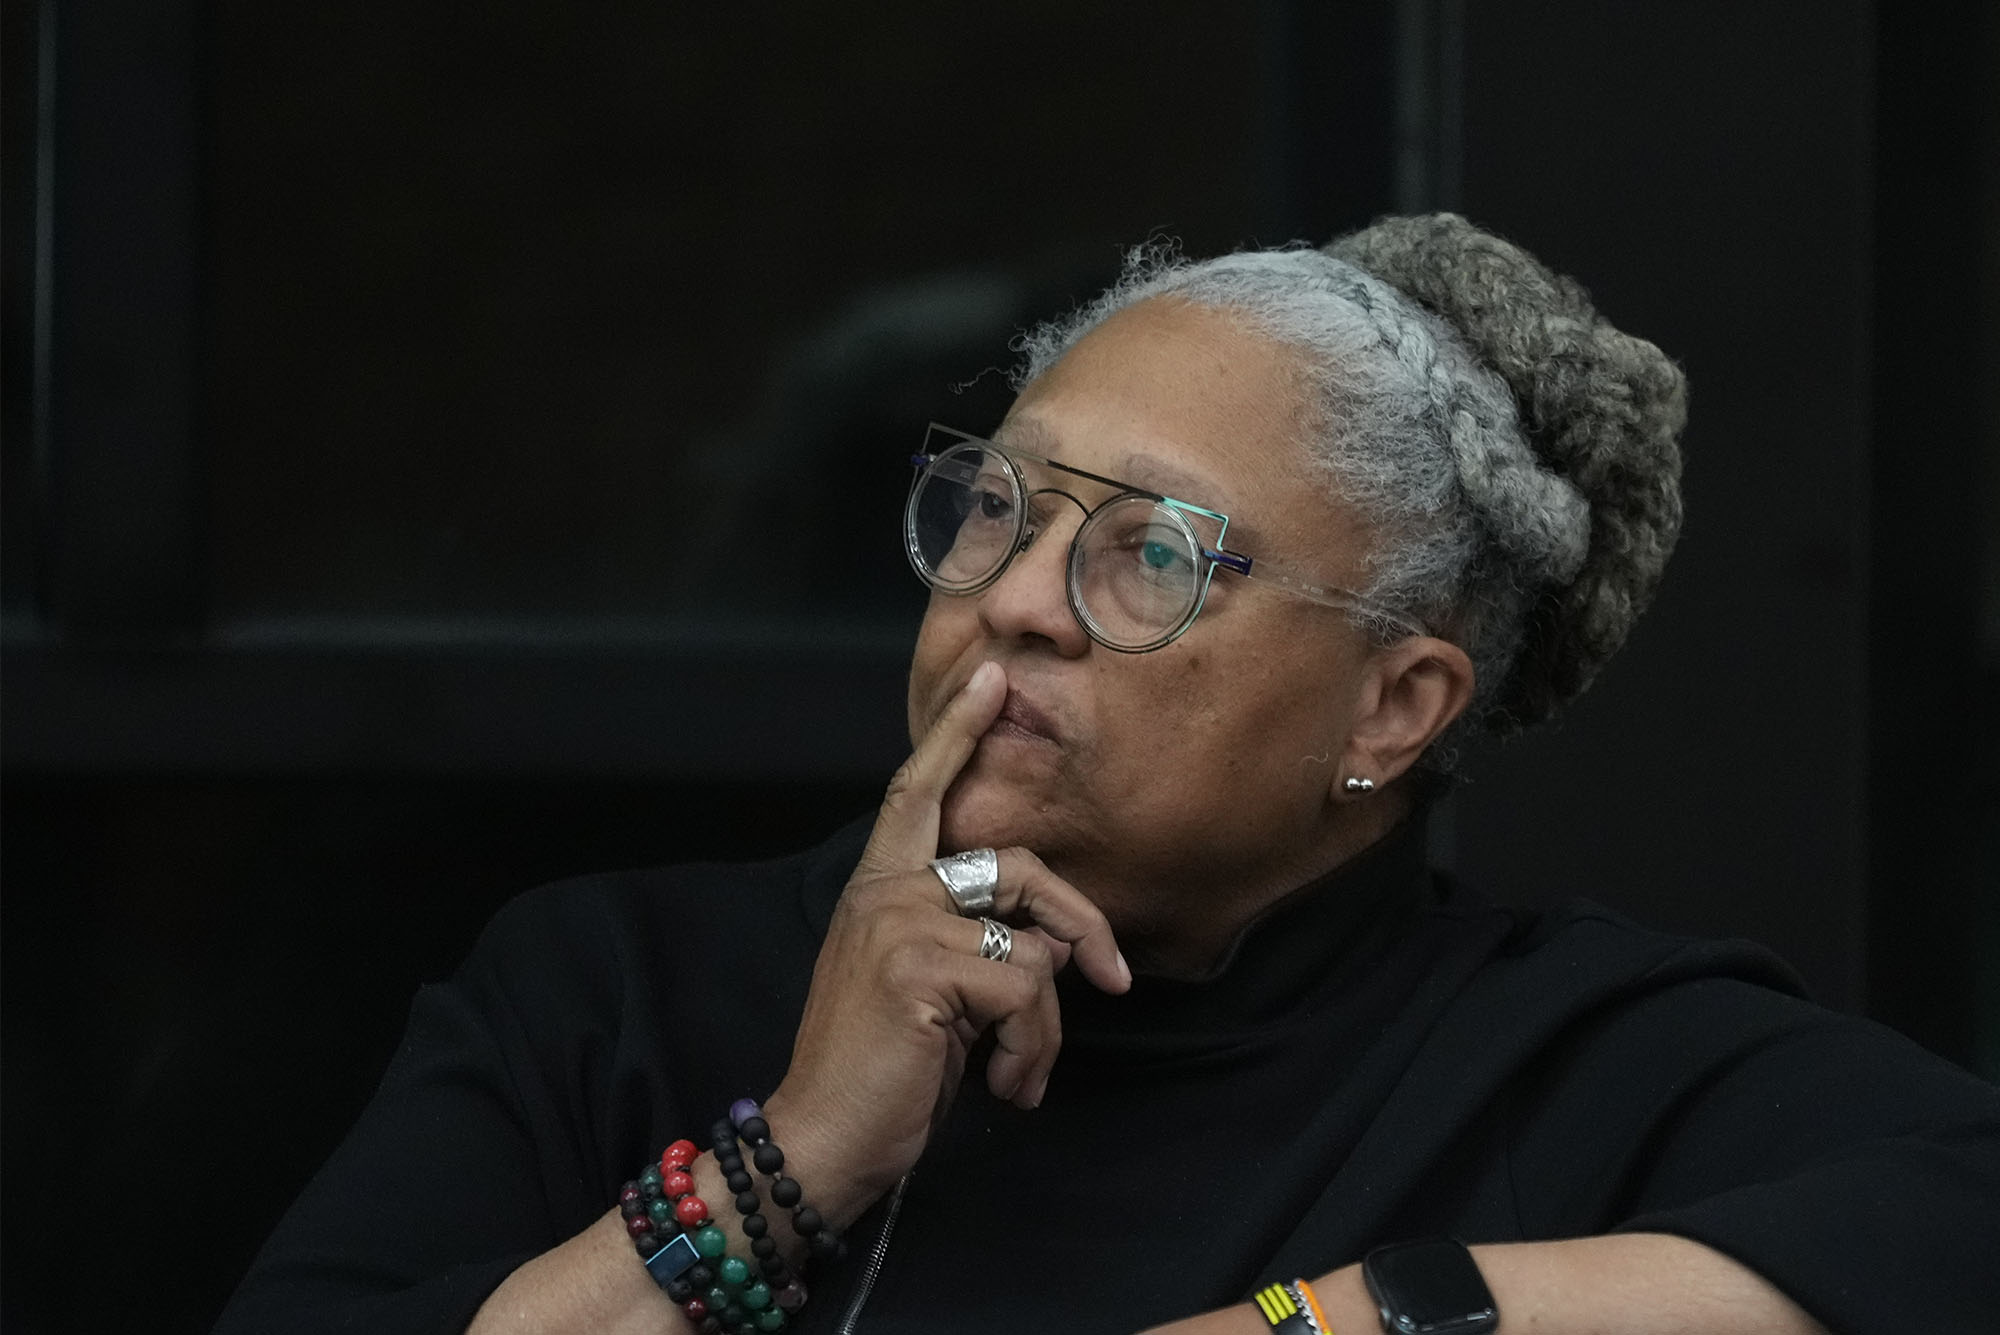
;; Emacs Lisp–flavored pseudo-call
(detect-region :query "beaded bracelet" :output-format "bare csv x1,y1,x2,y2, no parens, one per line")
728,1099,843,1263
618,1142,717,1301
712,1116,810,1315
621,1141,787,1333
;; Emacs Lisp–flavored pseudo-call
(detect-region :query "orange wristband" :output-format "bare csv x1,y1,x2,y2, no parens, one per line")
1293,1277,1332,1333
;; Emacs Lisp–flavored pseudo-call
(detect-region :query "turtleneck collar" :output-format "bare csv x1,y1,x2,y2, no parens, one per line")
802,807,1436,1041
1058,810,1435,1040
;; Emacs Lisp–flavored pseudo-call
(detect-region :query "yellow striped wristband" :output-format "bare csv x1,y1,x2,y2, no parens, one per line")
1252,1281,1321,1333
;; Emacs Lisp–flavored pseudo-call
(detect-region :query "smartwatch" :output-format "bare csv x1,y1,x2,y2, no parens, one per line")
1361,1237,1499,1335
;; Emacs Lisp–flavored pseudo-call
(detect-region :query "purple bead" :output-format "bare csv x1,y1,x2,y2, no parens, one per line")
729,1098,762,1128
775,1280,808,1312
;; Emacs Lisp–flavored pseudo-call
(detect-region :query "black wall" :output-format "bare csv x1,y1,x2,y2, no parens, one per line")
1454,6,1880,1003
3,4,1995,1332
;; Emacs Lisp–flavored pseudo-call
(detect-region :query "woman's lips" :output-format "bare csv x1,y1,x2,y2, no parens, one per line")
991,688,1060,744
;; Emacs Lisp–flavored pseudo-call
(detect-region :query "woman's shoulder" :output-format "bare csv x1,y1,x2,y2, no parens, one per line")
1410,879,1833,1077
1433,883,1997,1101
1425,873,1811,1002
1407,882,1997,1146
1496,894,1810,995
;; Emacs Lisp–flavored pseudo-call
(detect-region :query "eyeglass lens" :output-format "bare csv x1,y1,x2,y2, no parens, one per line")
906,443,1204,650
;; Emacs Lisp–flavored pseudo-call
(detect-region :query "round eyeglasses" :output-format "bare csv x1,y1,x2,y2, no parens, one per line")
903,425,1428,653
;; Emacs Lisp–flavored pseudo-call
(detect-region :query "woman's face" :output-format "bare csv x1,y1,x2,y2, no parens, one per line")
906,296,1385,940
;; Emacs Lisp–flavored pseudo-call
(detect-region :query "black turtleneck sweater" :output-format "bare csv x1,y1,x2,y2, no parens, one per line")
214,814,2000,1335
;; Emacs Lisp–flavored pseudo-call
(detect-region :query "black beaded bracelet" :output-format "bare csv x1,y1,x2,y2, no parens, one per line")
727,1099,844,1264
711,1116,810,1314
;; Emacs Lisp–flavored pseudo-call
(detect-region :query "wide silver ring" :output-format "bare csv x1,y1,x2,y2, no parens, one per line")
976,917,1013,964
929,847,1000,917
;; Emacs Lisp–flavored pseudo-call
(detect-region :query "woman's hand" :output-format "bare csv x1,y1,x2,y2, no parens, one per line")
762,660,1131,1226
468,663,1125,1332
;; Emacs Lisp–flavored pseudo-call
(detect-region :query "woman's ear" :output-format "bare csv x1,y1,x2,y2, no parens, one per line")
1335,636,1476,796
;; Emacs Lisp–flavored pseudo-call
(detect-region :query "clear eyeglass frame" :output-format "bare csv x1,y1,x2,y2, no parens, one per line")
903,423,1430,653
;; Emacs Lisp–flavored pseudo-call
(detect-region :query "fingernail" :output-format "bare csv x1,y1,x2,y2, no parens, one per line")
1027,1074,1048,1108
968,661,1000,693
1116,951,1132,988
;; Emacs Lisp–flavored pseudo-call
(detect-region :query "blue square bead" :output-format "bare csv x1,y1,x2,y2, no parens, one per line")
643,1231,701,1287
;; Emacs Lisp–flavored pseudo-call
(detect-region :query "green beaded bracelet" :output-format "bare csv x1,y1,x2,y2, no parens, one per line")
621,1144,789,1335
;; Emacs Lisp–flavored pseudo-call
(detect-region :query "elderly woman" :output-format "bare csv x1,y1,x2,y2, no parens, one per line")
217,216,1999,1335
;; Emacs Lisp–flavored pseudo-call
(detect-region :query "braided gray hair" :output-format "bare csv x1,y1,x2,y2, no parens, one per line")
1010,215,1686,738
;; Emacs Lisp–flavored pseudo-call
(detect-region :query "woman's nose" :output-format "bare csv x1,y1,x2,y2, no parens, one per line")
976,514,1092,656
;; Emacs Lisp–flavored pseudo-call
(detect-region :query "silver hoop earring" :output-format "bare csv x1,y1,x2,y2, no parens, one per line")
1344,777,1375,794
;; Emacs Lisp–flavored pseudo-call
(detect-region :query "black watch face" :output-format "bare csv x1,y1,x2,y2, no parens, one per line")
1367,1239,1498,1334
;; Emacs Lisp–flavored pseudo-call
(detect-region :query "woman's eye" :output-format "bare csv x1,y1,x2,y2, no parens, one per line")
974,490,1013,521
1122,528,1192,577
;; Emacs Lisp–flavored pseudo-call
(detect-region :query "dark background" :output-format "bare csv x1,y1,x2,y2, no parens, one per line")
3,3,1996,1331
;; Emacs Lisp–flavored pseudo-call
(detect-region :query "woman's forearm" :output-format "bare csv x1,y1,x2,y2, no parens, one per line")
464,1152,714,1335
1145,1233,1828,1335
467,1139,829,1335
1462,1233,1826,1334
465,1208,675,1335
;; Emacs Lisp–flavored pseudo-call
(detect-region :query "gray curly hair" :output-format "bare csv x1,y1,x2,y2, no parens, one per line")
1010,214,1687,739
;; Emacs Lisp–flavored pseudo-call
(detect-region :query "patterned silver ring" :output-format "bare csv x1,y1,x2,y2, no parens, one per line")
929,847,1000,917
976,917,1013,964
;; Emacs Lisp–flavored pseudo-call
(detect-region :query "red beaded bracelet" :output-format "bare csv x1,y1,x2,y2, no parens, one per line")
620,1139,789,1334
617,1142,718,1300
